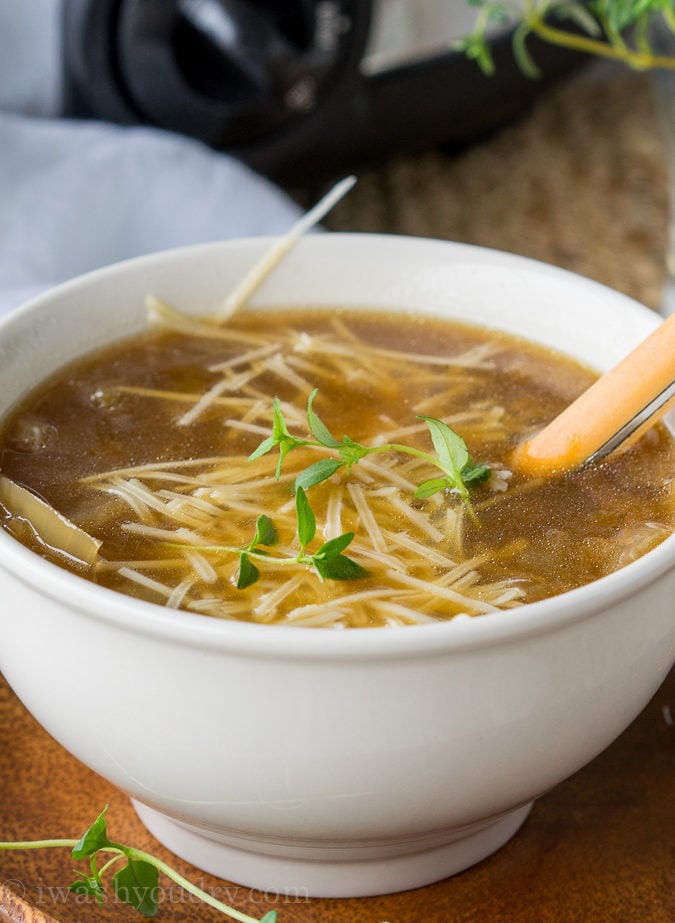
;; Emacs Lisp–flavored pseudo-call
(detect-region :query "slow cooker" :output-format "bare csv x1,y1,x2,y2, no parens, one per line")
62,0,587,183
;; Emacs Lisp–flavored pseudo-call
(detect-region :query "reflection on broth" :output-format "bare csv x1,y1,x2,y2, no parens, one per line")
0,307,673,628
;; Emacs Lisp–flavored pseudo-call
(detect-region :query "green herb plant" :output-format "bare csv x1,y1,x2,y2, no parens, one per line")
0,806,277,921
249,389,491,504
174,486,368,589
170,390,489,588
461,0,675,77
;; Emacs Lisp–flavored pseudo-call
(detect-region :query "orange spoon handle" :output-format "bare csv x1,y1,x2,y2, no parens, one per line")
513,313,675,477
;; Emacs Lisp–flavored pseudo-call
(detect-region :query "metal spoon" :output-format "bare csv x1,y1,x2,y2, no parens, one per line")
584,379,675,466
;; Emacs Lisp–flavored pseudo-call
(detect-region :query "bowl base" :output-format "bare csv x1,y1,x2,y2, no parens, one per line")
131,800,532,898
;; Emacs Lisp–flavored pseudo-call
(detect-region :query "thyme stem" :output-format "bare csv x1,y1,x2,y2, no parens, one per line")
360,443,471,500
0,838,271,923
528,14,675,69
123,846,266,923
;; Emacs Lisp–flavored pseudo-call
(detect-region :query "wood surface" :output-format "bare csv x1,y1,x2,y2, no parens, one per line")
1,668,673,923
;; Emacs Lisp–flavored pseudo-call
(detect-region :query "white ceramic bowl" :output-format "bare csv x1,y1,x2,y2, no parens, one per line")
0,235,673,898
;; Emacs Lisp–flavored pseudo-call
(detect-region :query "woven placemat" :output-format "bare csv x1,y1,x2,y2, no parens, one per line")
312,66,670,311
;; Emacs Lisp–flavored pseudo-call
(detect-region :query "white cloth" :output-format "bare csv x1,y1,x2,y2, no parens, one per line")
0,0,63,117
0,1,301,319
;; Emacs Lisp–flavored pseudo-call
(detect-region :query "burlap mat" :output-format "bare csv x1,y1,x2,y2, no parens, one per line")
310,66,670,311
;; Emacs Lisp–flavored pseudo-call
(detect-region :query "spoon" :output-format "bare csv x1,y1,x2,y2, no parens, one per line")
512,312,675,477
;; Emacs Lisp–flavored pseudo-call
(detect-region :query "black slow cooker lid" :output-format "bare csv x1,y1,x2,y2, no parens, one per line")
62,0,587,184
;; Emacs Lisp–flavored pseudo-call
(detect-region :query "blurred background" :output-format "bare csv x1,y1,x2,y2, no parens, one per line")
0,0,671,315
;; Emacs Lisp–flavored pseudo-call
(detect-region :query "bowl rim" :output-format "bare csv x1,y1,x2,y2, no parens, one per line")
1,525,672,661
0,233,673,661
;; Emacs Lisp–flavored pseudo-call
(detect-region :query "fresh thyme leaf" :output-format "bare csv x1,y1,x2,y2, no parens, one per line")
252,514,277,547
312,532,369,581
556,1,602,36
461,462,492,484
271,398,291,440
414,477,451,500
456,0,512,74
247,434,277,462
295,487,316,548
70,874,106,905
248,398,306,478
306,388,342,447
72,807,114,859
513,19,542,77
418,416,469,486
314,554,369,581
456,31,496,75
314,532,357,558
237,552,260,589
113,858,159,917
294,457,344,492
410,417,492,501
601,0,652,33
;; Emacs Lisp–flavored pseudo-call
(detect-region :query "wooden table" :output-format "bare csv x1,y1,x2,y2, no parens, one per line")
1,667,673,923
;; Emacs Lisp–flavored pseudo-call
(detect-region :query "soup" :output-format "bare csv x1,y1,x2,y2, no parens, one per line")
0,306,673,628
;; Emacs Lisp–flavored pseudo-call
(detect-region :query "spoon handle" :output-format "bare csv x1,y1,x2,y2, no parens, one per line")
513,313,675,477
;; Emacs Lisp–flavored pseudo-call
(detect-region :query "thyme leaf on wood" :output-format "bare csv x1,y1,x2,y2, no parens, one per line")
0,806,277,921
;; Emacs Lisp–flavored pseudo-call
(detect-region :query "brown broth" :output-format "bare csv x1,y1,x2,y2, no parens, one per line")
0,307,673,627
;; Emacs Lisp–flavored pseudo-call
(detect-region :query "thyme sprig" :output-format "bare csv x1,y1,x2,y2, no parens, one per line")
460,0,675,77
249,389,491,505
171,487,368,588
166,392,488,589
0,807,277,921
